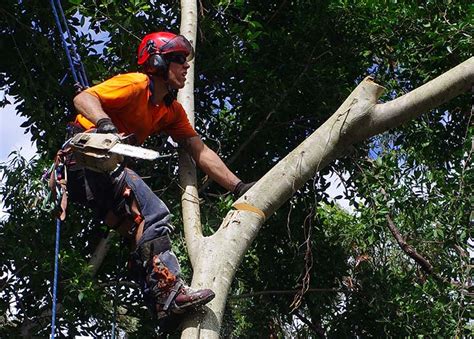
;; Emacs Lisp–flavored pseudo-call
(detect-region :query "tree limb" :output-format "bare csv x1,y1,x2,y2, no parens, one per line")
385,214,434,275
199,47,328,194
182,57,473,337
88,232,114,277
178,0,202,265
371,57,474,138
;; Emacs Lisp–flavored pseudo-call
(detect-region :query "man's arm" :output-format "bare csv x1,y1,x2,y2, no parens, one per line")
179,136,241,192
73,92,118,133
73,91,110,124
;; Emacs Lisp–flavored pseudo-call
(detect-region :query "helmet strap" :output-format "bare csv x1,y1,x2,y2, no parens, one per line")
164,85,176,107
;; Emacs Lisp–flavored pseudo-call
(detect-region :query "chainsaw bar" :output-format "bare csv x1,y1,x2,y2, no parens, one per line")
68,133,166,172
109,142,160,160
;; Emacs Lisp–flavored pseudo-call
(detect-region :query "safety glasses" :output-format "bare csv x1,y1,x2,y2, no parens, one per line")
166,53,188,65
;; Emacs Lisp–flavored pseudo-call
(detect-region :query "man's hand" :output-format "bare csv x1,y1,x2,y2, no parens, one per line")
96,118,118,134
180,136,250,193
233,181,256,198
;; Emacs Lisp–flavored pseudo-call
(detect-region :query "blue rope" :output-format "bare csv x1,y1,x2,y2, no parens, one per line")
49,0,91,335
49,0,89,90
50,218,61,338
53,0,89,88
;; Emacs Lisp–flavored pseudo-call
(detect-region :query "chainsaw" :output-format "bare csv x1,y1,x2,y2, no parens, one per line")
68,133,170,172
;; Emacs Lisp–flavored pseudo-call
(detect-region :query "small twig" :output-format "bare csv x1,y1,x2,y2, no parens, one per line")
289,209,314,312
0,263,27,292
458,86,473,193
266,0,288,24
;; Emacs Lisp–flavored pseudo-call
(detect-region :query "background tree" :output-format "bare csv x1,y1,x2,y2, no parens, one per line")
0,0,472,337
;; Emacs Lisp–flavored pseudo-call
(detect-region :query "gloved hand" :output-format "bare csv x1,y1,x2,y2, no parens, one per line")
233,181,256,198
96,118,118,134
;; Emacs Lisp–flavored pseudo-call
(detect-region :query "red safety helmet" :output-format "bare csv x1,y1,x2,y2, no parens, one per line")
137,32,194,66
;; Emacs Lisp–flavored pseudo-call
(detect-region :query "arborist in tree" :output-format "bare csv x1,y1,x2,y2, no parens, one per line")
66,32,254,329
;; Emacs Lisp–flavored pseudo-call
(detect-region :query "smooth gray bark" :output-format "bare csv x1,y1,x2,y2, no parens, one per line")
178,57,474,338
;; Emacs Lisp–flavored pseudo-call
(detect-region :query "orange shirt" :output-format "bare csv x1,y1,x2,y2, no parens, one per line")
75,73,197,145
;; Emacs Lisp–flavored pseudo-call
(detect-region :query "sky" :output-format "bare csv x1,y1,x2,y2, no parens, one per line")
0,93,37,219
0,94,37,163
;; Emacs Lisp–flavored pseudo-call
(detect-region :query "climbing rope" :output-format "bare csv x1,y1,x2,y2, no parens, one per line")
50,218,62,338
49,0,89,91
48,0,89,336
43,146,69,338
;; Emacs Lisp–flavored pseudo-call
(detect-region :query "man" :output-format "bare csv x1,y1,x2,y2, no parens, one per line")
67,31,253,328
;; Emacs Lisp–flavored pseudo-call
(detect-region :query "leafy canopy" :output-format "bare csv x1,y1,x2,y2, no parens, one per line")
0,0,472,337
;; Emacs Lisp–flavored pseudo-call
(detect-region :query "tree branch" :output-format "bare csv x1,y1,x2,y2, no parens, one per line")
184,57,473,338
371,57,474,137
385,214,434,275
88,232,114,277
199,48,328,194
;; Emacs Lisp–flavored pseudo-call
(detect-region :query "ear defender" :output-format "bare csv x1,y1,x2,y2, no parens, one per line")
146,54,168,76
142,39,168,76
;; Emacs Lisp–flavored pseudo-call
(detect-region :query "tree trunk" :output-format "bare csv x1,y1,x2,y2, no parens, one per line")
178,56,473,338
177,0,202,269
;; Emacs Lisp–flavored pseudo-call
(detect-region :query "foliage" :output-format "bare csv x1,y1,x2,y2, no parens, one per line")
0,0,472,337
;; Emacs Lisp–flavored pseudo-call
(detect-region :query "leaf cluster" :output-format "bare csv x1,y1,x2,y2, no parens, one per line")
0,0,472,337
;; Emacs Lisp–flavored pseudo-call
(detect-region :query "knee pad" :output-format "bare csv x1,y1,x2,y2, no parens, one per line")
154,250,181,277
137,234,172,262
129,234,173,282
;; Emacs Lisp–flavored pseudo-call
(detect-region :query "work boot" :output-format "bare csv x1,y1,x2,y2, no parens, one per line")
148,252,215,319
154,279,215,319
153,281,215,335
174,284,215,310
133,235,215,320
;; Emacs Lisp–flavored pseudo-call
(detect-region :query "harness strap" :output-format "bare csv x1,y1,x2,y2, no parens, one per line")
48,147,71,220
232,202,266,220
